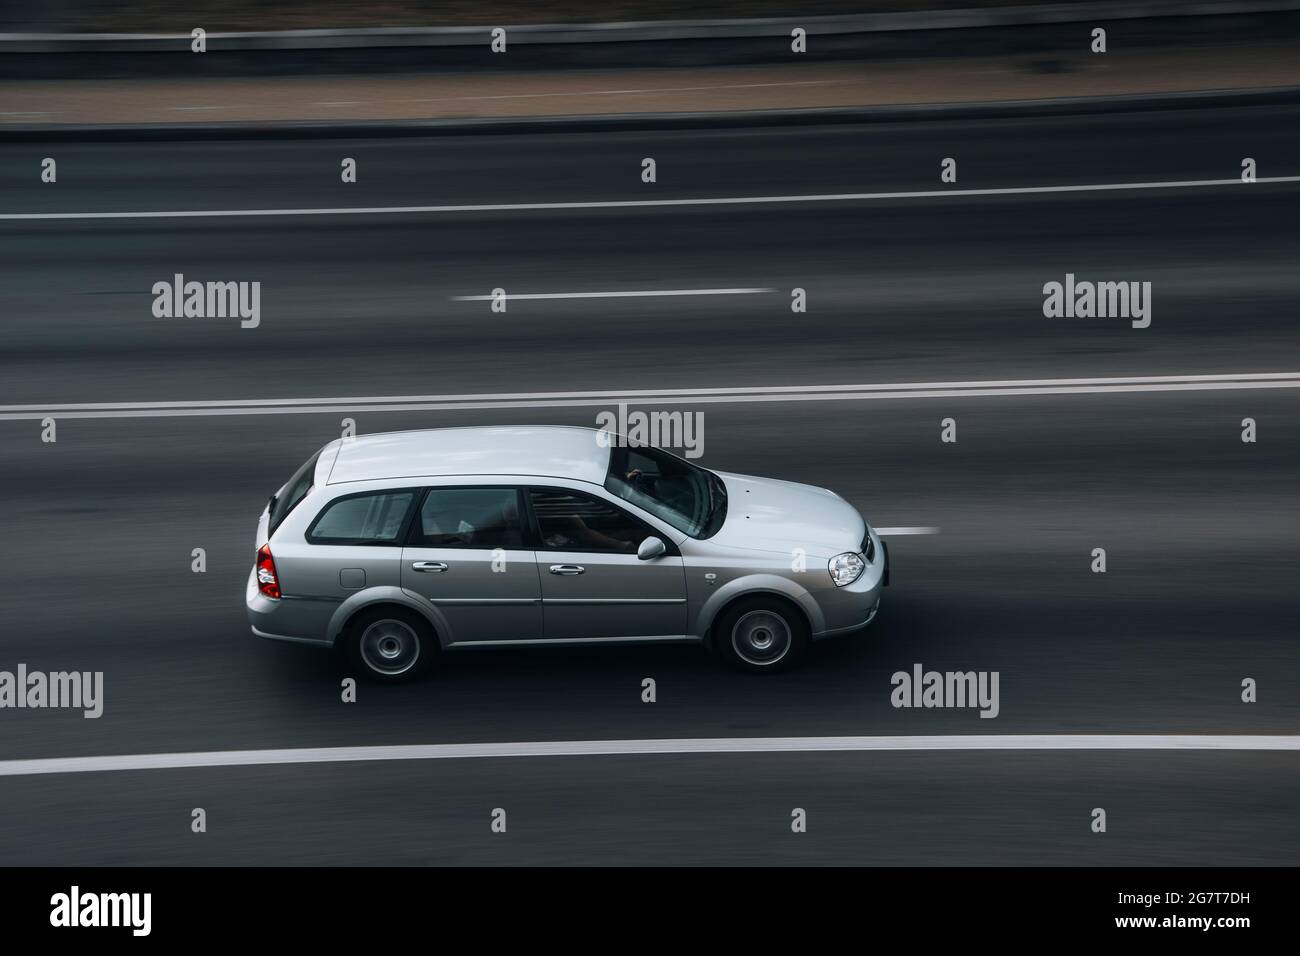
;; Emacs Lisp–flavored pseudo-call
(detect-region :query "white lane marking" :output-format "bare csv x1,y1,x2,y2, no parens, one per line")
2,735,1296,777
10,372,1297,411
874,527,939,535
451,288,774,301
3,176,1298,221
2,372,1298,421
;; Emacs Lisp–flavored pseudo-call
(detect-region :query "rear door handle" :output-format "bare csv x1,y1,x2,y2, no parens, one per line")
549,564,585,575
411,561,449,573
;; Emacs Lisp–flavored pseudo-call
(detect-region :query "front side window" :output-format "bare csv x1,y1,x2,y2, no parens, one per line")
529,488,650,554
412,487,524,549
308,491,415,545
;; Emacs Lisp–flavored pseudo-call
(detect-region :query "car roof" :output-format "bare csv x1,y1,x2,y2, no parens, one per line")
322,426,613,486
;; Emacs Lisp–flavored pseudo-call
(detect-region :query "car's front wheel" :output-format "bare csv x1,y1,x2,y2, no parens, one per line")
345,607,436,683
713,597,810,673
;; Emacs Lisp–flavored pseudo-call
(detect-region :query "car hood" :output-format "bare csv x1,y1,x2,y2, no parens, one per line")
709,471,866,557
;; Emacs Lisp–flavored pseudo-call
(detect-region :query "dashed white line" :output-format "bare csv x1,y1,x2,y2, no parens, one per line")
874,527,940,536
451,288,774,301
2,735,1295,777
2,373,1297,421
3,176,1297,220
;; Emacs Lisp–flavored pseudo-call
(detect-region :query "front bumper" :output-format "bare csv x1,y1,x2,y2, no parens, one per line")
811,526,888,639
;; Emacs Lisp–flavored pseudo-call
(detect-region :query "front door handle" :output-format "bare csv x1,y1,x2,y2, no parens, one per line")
549,564,585,575
412,561,449,573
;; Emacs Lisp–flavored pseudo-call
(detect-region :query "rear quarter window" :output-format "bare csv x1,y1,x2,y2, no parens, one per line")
306,490,416,545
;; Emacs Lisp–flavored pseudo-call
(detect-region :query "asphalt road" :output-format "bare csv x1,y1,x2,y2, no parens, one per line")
0,103,1297,864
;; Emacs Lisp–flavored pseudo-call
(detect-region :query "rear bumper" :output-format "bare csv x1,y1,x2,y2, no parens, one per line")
251,624,331,646
246,567,333,646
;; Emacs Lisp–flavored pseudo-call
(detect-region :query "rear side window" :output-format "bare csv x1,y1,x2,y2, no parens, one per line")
412,487,525,549
307,491,416,545
269,452,320,533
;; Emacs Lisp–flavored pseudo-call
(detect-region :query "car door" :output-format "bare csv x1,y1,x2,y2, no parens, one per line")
401,485,543,644
528,485,687,641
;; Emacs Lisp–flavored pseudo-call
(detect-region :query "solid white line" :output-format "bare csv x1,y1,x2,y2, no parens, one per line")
2,735,1295,777
3,373,1298,420
451,288,774,301
3,176,1297,221
7,372,1296,412
4,382,1299,420
874,527,940,536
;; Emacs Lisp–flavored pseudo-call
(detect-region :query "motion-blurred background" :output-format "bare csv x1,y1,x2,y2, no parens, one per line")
0,0,1297,866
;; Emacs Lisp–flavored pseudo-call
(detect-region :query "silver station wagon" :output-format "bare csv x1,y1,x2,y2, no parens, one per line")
248,426,887,680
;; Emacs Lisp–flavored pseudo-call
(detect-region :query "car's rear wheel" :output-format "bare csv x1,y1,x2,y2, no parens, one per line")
713,597,810,673
345,607,435,683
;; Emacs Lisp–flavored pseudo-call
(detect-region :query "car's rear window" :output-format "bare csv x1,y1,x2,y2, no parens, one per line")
269,452,320,533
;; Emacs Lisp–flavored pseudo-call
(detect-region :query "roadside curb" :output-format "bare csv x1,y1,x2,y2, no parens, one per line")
5,85,1300,141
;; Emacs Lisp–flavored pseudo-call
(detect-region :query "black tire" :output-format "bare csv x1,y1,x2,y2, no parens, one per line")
344,606,436,683
711,596,810,673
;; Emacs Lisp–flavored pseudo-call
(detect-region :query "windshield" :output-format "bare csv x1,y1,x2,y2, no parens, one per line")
604,444,727,539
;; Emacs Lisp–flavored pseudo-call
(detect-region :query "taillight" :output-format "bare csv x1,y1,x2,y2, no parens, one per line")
256,544,281,600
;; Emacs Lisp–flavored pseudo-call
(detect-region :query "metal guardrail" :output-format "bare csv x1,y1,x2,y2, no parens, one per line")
3,1,1300,52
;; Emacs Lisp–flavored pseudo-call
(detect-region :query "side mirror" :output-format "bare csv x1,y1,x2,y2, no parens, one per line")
637,536,667,561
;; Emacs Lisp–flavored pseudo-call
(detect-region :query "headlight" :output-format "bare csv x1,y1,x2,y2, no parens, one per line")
828,551,865,587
